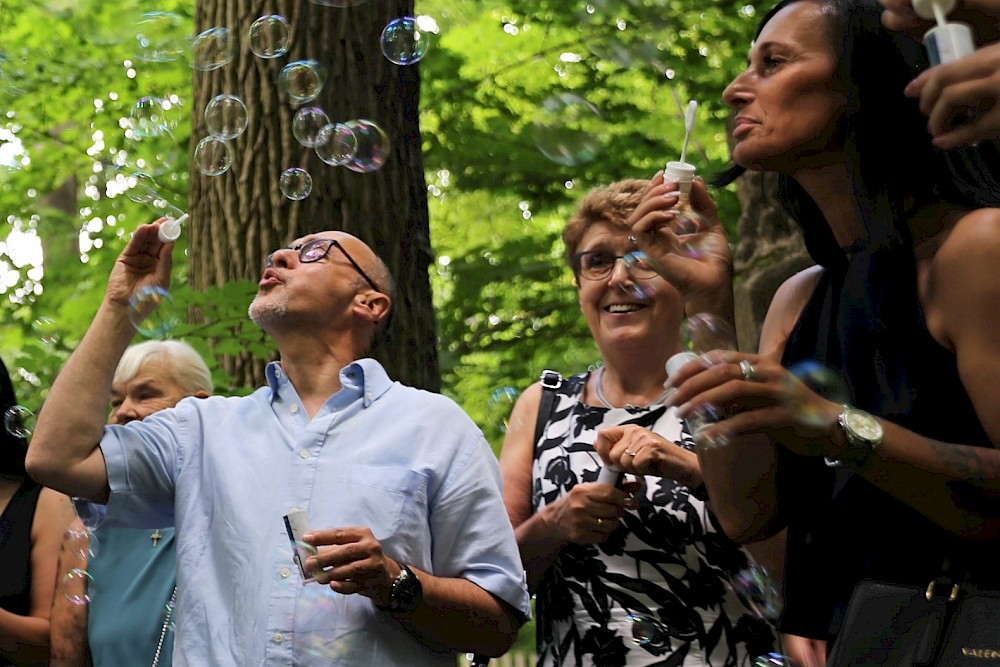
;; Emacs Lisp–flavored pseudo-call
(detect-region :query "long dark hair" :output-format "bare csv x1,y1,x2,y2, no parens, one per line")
0,357,27,478
715,0,1000,268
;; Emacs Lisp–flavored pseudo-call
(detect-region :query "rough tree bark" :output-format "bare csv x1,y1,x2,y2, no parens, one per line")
189,0,439,391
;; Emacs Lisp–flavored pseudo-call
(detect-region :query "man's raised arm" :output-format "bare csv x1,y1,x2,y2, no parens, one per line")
27,222,174,502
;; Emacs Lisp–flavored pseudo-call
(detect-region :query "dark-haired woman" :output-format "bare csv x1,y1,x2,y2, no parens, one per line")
632,0,1000,664
0,358,70,666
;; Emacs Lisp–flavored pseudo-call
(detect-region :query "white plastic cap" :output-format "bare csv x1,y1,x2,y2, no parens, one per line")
664,161,697,195
666,351,699,378
913,0,955,20
923,22,975,65
157,213,187,243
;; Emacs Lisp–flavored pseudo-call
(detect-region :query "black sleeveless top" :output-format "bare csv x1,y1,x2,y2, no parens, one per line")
0,478,43,625
778,247,997,640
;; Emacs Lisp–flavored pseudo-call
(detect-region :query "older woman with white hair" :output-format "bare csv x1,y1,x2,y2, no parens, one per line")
49,340,211,667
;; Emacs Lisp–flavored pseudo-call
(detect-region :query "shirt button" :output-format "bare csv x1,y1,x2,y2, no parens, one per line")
290,404,300,414
299,450,311,459
280,568,291,578
274,633,284,644
365,392,373,401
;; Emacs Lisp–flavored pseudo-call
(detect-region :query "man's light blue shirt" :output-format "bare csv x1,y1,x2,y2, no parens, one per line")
100,359,530,667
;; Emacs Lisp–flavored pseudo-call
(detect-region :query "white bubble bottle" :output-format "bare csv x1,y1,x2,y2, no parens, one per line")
913,0,975,65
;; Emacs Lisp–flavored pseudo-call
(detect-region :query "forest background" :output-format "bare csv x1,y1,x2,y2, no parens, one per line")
0,0,813,657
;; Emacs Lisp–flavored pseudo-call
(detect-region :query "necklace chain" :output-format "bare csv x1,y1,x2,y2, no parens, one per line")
594,366,672,410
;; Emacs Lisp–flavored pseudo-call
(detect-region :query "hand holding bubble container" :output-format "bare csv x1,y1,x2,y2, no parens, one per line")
157,213,188,243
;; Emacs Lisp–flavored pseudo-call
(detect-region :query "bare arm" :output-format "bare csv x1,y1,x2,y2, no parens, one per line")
0,489,71,665
693,267,822,542
26,222,174,501
498,384,629,591
674,212,1000,540
48,518,93,667
842,209,1000,539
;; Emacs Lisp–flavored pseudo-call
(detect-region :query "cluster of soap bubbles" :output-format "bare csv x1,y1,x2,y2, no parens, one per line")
57,497,108,605
184,11,437,200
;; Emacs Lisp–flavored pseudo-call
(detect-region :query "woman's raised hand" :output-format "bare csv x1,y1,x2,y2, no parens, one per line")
628,173,734,320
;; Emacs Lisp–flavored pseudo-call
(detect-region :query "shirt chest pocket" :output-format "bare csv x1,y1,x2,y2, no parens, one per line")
321,464,429,541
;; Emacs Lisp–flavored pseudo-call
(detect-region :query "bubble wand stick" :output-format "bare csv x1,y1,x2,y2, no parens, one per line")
678,100,698,167
157,213,189,243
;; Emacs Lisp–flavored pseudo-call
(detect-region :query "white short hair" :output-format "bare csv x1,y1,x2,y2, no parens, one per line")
114,340,213,394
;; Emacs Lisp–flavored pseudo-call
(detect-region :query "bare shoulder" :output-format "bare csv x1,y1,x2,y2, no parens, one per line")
926,208,1000,347
759,265,823,357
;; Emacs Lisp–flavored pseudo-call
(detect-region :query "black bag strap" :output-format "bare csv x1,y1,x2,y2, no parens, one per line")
535,370,563,446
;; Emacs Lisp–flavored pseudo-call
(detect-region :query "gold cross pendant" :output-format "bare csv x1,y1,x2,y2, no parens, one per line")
151,529,162,547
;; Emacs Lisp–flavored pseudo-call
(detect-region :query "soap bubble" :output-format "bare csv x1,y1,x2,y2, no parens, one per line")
194,136,233,176
681,313,737,355
192,27,235,71
74,498,107,532
621,251,658,299
135,12,187,63
730,563,782,622
487,387,521,434
249,15,291,59
628,611,698,646
67,529,100,560
129,96,177,139
297,585,357,659
128,286,180,339
292,107,330,148
31,316,60,346
124,171,160,204
63,568,95,605
380,17,431,65
280,60,326,104
784,360,851,426
315,123,358,166
204,94,249,140
531,93,603,166
4,406,35,438
628,613,668,649
280,168,312,200
755,654,797,667
343,119,389,173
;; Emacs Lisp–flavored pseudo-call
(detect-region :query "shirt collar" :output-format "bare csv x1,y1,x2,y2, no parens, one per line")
265,358,393,408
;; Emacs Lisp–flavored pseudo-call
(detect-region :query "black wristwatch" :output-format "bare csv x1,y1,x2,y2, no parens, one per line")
380,562,422,614
825,406,883,468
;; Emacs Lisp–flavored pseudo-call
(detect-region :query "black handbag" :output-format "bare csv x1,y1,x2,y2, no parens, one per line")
827,578,1000,666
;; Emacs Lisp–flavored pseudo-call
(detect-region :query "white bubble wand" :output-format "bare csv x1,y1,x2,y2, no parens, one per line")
157,213,189,243
678,100,698,166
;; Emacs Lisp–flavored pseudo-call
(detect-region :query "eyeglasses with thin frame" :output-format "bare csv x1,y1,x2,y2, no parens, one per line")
573,250,658,282
266,238,381,293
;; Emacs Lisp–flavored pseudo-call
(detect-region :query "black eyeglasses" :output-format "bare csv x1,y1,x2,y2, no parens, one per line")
572,250,658,282
266,238,381,292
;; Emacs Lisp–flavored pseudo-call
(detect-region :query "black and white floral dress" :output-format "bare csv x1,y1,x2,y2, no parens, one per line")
533,373,776,667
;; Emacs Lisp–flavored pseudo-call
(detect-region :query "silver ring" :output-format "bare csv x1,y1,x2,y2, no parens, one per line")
628,234,639,247
739,360,757,382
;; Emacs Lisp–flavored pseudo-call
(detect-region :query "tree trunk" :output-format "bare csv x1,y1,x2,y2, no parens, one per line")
189,0,438,391
732,171,812,353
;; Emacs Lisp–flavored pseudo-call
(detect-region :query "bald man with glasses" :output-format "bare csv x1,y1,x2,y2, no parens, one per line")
27,220,530,667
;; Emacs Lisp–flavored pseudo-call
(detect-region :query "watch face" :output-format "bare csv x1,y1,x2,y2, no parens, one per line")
845,410,883,441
